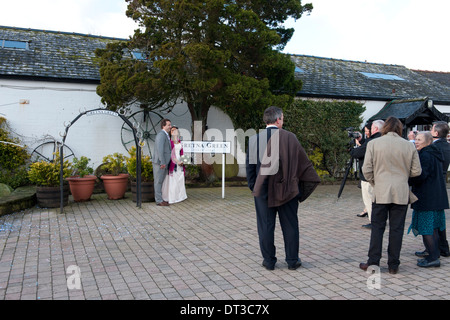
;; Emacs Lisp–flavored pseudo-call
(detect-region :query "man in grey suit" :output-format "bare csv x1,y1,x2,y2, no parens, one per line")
153,118,172,206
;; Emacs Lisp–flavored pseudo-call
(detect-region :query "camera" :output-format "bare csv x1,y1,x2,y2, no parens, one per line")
345,127,361,139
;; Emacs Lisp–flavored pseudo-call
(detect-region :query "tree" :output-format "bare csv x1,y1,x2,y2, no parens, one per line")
95,0,312,132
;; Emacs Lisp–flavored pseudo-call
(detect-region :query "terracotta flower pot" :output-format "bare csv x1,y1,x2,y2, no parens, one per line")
66,175,97,202
100,173,129,200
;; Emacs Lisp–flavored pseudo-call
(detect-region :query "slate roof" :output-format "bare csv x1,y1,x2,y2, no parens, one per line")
412,70,450,88
1,26,449,104
291,55,450,105
369,97,448,125
0,26,124,83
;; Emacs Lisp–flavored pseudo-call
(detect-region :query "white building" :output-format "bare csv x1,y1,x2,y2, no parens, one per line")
1,26,450,175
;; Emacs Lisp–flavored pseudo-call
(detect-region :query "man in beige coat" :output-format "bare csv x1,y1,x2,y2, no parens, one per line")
360,117,421,274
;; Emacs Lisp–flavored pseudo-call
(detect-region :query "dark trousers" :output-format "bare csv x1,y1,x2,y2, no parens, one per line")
254,194,299,267
367,203,408,269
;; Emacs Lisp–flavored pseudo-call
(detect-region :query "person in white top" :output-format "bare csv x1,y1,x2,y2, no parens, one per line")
162,126,188,204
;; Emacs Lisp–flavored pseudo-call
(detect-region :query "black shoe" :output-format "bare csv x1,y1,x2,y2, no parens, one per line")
415,250,428,258
440,251,450,257
417,259,440,268
362,223,372,229
357,212,368,218
288,259,302,270
262,261,275,270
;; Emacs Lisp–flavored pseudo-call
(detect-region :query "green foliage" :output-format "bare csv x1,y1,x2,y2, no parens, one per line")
70,156,94,178
0,117,31,188
0,167,30,189
284,100,365,178
308,148,330,180
96,0,312,131
126,146,154,181
0,117,30,171
28,153,72,187
184,164,201,181
101,153,128,176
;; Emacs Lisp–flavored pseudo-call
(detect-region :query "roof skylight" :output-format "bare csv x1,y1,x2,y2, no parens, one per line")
295,66,304,73
1,40,29,50
360,72,405,81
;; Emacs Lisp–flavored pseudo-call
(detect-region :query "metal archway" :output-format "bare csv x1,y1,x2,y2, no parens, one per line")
59,108,142,213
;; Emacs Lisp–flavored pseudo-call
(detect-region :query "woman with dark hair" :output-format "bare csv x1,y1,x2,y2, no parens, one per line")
380,116,403,136
408,132,448,268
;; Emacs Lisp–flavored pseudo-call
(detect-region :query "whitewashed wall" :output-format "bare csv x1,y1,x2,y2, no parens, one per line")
0,79,191,169
2,78,449,175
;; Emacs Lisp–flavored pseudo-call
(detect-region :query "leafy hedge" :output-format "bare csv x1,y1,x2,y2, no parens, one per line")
284,99,365,179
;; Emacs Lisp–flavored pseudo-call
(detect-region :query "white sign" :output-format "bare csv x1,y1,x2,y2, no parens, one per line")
86,109,118,117
182,141,231,153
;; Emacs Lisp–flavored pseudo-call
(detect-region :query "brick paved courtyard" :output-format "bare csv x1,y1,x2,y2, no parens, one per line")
0,184,448,300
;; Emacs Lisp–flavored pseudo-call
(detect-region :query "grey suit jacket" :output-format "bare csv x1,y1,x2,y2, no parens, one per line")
153,130,172,166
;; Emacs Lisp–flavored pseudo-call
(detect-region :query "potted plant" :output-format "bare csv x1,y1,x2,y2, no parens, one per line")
126,146,154,202
66,156,96,202
28,152,71,208
100,152,129,200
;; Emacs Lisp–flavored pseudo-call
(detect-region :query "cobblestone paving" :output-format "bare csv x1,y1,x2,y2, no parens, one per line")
0,184,448,300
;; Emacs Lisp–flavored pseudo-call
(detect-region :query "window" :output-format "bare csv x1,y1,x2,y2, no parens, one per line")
360,72,405,81
1,40,29,50
131,51,147,60
295,66,305,73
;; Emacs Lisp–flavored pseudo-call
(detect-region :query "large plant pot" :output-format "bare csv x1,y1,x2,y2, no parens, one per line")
36,185,69,208
66,175,97,202
100,174,129,200
131,181,155,203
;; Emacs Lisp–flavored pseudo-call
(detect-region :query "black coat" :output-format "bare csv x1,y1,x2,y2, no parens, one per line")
410,144,449,211
433,138,450,177
350,132,381,181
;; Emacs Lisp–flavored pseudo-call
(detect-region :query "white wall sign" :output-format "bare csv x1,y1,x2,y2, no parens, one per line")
181,141,231,154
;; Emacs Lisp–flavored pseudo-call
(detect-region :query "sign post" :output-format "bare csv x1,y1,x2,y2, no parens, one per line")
182,141,231,198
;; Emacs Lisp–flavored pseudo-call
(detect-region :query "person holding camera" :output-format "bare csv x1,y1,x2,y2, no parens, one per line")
350,120,384,228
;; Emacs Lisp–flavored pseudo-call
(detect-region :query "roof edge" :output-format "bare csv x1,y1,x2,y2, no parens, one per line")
0,25,128,41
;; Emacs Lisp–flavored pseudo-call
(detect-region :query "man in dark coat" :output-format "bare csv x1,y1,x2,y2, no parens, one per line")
246,106,320,271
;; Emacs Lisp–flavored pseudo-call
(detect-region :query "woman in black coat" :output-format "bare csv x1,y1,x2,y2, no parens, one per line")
409,132,449,268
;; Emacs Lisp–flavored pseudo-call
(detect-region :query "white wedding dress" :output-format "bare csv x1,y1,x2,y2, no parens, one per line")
162,143,187,204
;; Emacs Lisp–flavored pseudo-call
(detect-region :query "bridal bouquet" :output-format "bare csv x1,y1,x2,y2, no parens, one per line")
180,154,190,165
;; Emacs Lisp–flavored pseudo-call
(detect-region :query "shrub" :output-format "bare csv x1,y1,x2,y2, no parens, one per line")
126,146,153,182
71,156,94,178
101,152,128,176
0,117,31,188
28,153,72,187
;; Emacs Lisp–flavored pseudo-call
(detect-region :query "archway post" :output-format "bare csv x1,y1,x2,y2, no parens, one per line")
60,108,142,213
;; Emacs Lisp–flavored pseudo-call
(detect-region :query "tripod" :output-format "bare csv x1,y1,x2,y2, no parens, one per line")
337,156,359,200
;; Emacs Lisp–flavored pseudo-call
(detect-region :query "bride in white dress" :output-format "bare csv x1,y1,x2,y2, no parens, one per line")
162,127,187,204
